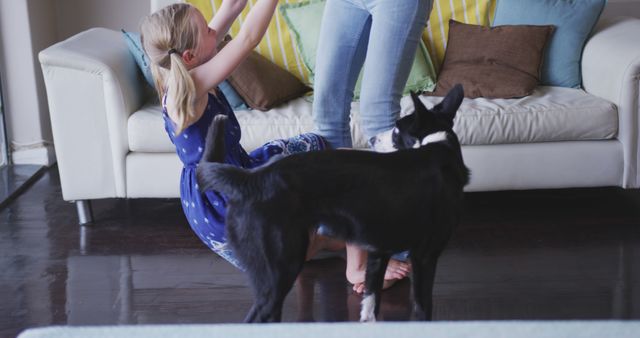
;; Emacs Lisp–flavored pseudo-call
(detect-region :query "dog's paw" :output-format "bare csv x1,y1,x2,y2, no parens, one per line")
359,294,377,323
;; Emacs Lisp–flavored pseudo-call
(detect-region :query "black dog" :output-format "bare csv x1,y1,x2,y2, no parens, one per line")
197,85,469,322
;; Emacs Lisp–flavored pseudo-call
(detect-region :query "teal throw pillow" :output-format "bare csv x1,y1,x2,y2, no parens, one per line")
121,29,155,87
121,29,249,111
218,80,250,111
492,0,606,88
280,0,437,100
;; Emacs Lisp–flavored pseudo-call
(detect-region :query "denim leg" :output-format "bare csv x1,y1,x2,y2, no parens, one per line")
358,0,432,141
312,0,372,149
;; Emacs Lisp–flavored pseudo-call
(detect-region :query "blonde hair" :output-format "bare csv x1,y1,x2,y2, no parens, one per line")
140,4,202,134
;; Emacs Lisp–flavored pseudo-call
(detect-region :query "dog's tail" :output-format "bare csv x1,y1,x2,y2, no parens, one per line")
197,113,254,200
202,114,228,163
196,162,252,201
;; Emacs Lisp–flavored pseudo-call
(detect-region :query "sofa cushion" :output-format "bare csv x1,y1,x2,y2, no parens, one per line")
417,86,617,145
423,0,497,71
492,0,606,88
128,86,617,152
128,103,172,153
431,20,554,99
121,30,155,87
226,48,312,111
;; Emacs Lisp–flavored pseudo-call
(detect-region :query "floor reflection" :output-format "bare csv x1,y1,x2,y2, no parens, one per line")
62,252,413,325
0,164,45,209
2,167,640,338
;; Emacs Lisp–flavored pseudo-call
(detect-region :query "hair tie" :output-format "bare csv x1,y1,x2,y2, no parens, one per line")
168,48,178,56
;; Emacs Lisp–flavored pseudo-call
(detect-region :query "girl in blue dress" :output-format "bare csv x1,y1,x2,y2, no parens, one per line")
140,1,409,286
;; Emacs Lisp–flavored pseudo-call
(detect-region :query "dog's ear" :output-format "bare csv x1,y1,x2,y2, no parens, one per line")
433,84,464,122
410,91,426,110
409,91,427,132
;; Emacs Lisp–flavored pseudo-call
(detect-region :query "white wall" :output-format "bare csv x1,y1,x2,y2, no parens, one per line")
55,0,150,41
0,0,149,166
0,0,57,165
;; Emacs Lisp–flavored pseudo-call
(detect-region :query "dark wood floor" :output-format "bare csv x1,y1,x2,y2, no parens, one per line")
2,166,640,337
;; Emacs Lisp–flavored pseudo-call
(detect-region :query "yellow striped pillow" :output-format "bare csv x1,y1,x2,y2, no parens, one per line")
186,0,311,83
423,0,497,71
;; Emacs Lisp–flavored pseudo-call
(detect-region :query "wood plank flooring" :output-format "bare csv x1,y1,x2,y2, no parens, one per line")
1,166,639,337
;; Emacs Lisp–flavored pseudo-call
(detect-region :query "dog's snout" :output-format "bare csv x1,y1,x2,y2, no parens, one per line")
370,129,397,153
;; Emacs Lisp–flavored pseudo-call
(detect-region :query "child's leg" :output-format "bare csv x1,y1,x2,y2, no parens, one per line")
249,133,327,166
279,133,328,154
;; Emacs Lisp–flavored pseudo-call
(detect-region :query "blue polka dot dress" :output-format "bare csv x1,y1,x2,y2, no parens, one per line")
162,90,326,269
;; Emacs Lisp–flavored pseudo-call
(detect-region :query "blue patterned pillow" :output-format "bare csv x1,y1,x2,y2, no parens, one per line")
492,0,606,88
121,29,248,110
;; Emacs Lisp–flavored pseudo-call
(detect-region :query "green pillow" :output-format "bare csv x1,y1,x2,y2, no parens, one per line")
280,0,436,100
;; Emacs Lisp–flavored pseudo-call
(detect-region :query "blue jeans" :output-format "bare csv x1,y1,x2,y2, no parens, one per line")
312,0,433,148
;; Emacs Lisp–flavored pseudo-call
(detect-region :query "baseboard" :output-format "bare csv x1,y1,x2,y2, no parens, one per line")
11,144,57,167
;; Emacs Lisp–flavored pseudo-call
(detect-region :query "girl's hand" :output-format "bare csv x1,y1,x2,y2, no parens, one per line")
191,0,278,99
210,0,249,47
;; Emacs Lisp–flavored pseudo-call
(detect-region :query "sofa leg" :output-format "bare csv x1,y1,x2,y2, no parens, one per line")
76,200,94,225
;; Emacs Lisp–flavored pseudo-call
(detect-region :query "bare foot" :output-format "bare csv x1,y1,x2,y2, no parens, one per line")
352,279,398,294
346,259,412,294
383,259,412,280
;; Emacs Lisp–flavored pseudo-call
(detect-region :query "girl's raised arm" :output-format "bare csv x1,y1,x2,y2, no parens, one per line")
191,0,278,98
209,0,248,47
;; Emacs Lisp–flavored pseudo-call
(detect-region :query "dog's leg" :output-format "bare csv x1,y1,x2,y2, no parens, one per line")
409,249,441,321
244,290,281,323
244,304,260,323
242,224,309,323
245,294,287,323
245,258,305,323
244,271,287,323
359,251,390,322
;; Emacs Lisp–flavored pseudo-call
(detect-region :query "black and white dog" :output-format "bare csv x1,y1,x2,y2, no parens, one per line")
197,85,469,323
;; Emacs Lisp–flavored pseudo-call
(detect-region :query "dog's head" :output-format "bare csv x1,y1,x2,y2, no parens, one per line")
370,84,464,152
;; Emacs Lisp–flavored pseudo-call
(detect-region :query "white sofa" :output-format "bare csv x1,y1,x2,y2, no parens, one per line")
38,0,640,224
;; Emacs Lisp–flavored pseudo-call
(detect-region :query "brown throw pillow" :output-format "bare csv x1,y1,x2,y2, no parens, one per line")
221,39,311,111
430,20,554,99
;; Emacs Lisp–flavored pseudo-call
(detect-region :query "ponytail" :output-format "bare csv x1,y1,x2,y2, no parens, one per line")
140,3,201,135
166,52,197,135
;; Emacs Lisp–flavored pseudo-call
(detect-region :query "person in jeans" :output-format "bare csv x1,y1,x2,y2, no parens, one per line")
312,0,434,293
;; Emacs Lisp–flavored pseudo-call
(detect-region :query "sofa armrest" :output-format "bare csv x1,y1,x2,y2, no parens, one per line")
582,16,640,188
39,27,147,200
